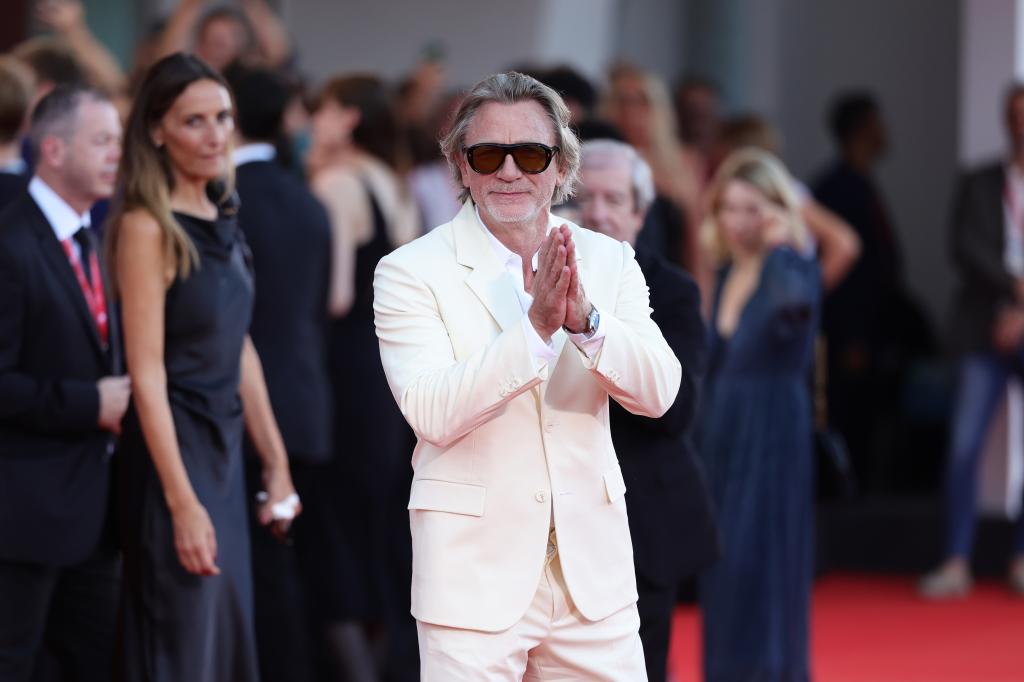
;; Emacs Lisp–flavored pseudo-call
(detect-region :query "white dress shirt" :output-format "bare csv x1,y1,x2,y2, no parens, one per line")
233,142,277,167
28,176,91,260
474,207,605,365
0,157,26,175
1004,162,1024,278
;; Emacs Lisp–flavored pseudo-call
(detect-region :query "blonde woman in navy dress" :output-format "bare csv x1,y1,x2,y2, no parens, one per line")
697,148,821,682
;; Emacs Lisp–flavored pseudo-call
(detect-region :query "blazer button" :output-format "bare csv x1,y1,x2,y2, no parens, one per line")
535,490,548,503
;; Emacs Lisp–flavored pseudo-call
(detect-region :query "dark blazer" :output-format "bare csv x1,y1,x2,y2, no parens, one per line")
949,162,1016,355
0,192,121,566
0,171,27,213
235,159,333,462
612,248,718,586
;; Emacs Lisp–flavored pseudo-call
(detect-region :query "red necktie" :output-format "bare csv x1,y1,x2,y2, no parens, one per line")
61,228,109,346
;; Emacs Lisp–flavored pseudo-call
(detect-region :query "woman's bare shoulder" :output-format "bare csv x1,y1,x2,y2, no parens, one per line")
118,208,162,238
313,166,363,195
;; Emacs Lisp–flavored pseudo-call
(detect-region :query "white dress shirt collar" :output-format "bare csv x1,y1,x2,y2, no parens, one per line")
472,205,605,360
0,157,26,175
28,176,91,243
474,206,550,282
233,142,277,167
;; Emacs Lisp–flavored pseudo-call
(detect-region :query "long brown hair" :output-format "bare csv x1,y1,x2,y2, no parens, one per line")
105,53,233,295
318,74,402,171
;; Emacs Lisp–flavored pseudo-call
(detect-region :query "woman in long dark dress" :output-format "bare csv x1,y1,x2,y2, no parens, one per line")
106,53,300,681
697,149,821,682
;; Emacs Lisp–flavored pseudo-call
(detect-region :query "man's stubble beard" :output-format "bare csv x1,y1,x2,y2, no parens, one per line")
479,190,548,226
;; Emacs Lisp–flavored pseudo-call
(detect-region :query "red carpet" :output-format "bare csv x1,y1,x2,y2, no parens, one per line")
667,574,1024,682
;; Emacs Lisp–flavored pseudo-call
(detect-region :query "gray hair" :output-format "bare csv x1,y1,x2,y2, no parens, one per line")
580,138,655,215
29,84,108,161
441,71,580,205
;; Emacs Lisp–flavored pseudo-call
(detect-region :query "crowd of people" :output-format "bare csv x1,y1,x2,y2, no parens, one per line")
0,1,1022,682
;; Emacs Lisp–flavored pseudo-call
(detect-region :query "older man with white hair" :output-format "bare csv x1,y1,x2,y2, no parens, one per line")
374,73,682,680
577,139,719,682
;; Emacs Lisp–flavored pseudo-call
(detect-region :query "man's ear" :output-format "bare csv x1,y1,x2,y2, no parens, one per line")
38,135,66,169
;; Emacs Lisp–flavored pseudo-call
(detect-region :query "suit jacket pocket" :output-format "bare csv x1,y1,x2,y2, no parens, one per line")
408,478,487,517
604,465,627,503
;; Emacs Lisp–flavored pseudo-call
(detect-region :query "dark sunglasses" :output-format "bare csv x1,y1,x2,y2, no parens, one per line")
464,143,560,175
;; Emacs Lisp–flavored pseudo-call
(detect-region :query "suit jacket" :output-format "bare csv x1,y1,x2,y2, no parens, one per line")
949,162,1015,355
0,171,27,213
374,200,681,632
0,193,121,565
611,249,718,587
235,160,333,462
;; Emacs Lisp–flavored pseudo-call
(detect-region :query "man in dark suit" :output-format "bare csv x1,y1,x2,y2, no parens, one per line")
577,139,719,682
811,92,906,492
0,86,127,680
920,83,1024,599
226,63,334,682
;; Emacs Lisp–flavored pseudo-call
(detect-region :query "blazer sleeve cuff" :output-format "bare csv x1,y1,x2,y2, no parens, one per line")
60,379,101,432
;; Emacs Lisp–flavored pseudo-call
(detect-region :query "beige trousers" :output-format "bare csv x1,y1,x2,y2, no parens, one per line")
417,532,648,681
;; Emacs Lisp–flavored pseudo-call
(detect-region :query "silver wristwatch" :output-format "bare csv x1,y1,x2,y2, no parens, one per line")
565,305,600,338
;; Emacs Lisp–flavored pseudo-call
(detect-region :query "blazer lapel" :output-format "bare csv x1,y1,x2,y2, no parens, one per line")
30,205,106,359
454,201,525,333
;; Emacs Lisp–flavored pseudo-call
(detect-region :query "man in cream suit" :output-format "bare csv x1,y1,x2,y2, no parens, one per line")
373,72,681,681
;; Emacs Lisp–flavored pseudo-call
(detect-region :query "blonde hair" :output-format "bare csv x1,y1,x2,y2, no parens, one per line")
106,54,234,296
718,115,783,157
700,148,809,266
603,64,686,186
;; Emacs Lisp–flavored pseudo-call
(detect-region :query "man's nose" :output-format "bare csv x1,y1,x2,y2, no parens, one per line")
495,152,522,181
588,197,609,222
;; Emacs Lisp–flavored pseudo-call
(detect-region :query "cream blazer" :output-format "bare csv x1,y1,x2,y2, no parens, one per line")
373,200,682,632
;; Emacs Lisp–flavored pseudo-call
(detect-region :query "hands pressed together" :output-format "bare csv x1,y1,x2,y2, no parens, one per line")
525,225,592,343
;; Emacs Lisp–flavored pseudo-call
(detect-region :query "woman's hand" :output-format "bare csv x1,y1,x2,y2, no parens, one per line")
762,205,793,250
171,499,220,576
36,0,85,35
259,465,302,542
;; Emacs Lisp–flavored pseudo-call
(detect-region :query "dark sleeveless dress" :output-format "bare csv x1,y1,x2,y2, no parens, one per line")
117,211,259,682
318,188,412,623
697,247,821,682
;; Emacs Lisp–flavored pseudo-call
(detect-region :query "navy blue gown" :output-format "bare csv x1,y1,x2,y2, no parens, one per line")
698,247,821,682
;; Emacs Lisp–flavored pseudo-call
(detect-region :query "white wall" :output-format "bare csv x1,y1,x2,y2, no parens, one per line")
610,0,687,81
959,0,1017,165
282,0,617,88
774,0,960,326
